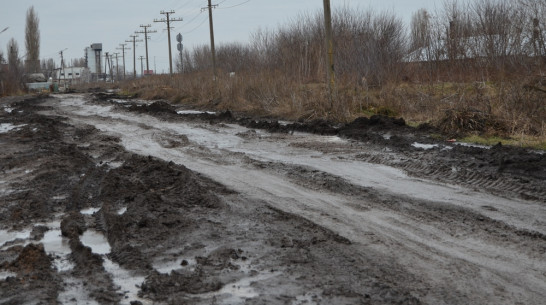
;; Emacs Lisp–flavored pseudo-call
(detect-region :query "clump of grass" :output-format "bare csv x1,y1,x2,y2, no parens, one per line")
460,134,546,151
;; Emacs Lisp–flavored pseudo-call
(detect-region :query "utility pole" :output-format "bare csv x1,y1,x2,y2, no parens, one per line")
104,52,108,80
323,0,335,108
59,48,67,85
204,0,218,81
154,10,182,76
136,24,156,75
104,52,113,81
126,35,142,78
138,56,145,76
113,52,120,82
117,43,130,80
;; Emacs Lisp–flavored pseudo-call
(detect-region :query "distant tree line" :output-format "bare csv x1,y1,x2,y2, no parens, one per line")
1,6,41,95
178,0,545,86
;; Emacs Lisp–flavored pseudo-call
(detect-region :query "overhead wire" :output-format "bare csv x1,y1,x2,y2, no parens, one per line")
182,14,209,35
218,0,251,9
174,0,201,12
125,0,249,56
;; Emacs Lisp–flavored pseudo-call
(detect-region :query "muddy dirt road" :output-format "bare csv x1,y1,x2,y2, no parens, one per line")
1,93,545,304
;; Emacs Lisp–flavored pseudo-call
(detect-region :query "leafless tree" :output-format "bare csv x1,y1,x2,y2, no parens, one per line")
8,38,20,73
6,38,23,92
410,9,432,53
0,50,5,95
40,58,55,78
72,58,86,67
25,6,40,73
519,0,546,59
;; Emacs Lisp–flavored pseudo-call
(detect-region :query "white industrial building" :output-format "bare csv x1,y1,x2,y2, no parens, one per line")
53,43,103,84
55,66,89,82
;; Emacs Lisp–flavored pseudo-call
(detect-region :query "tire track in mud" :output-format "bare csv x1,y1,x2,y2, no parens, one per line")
90,91,546,203
41,94,546,304
241,142,546,303
353,148,546,202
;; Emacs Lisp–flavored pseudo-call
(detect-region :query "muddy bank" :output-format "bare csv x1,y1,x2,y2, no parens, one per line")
90,92,545,202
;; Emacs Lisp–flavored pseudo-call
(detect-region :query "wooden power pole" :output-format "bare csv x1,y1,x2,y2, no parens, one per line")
117,43,130,80
138,56,145,76
323,0,335,107
205,0,218,81
136,25,156,74
126,35,143,78
113,52,120,82
154,10,182,76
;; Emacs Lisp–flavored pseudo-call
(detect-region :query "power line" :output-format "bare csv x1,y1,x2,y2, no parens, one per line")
182,10,205,26
183,15,209,34
174,0,201,12
218,0,251,9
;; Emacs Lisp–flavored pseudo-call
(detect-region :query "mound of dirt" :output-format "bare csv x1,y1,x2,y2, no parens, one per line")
60,212,86,238
128,100,178,114
345,115,406,130
0,244,60,304
6,244,52,275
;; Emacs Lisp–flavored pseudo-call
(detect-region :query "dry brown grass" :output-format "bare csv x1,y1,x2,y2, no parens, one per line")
112,71,544,144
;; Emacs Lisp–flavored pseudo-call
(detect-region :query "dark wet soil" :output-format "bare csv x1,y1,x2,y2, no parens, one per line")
0,93,544,304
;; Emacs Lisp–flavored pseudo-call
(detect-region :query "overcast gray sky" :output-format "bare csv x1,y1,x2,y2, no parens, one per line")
0,0,439,74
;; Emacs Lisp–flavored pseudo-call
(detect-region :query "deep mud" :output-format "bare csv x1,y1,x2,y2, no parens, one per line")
1,93,545,304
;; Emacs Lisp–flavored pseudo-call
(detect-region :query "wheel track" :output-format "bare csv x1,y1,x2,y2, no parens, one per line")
355,147,546,202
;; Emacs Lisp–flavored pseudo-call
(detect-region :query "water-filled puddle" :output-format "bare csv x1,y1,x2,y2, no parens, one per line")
42,228,74,272
0,271,16,280
0,229,32,248
153,257,197,274
412,142,439,150
103,258,150,305
197,269,281,303
80,207,101,215
177,110,216,115
78,228,149,304
57,276,100,305
80,230,111,254
0,123,27,133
